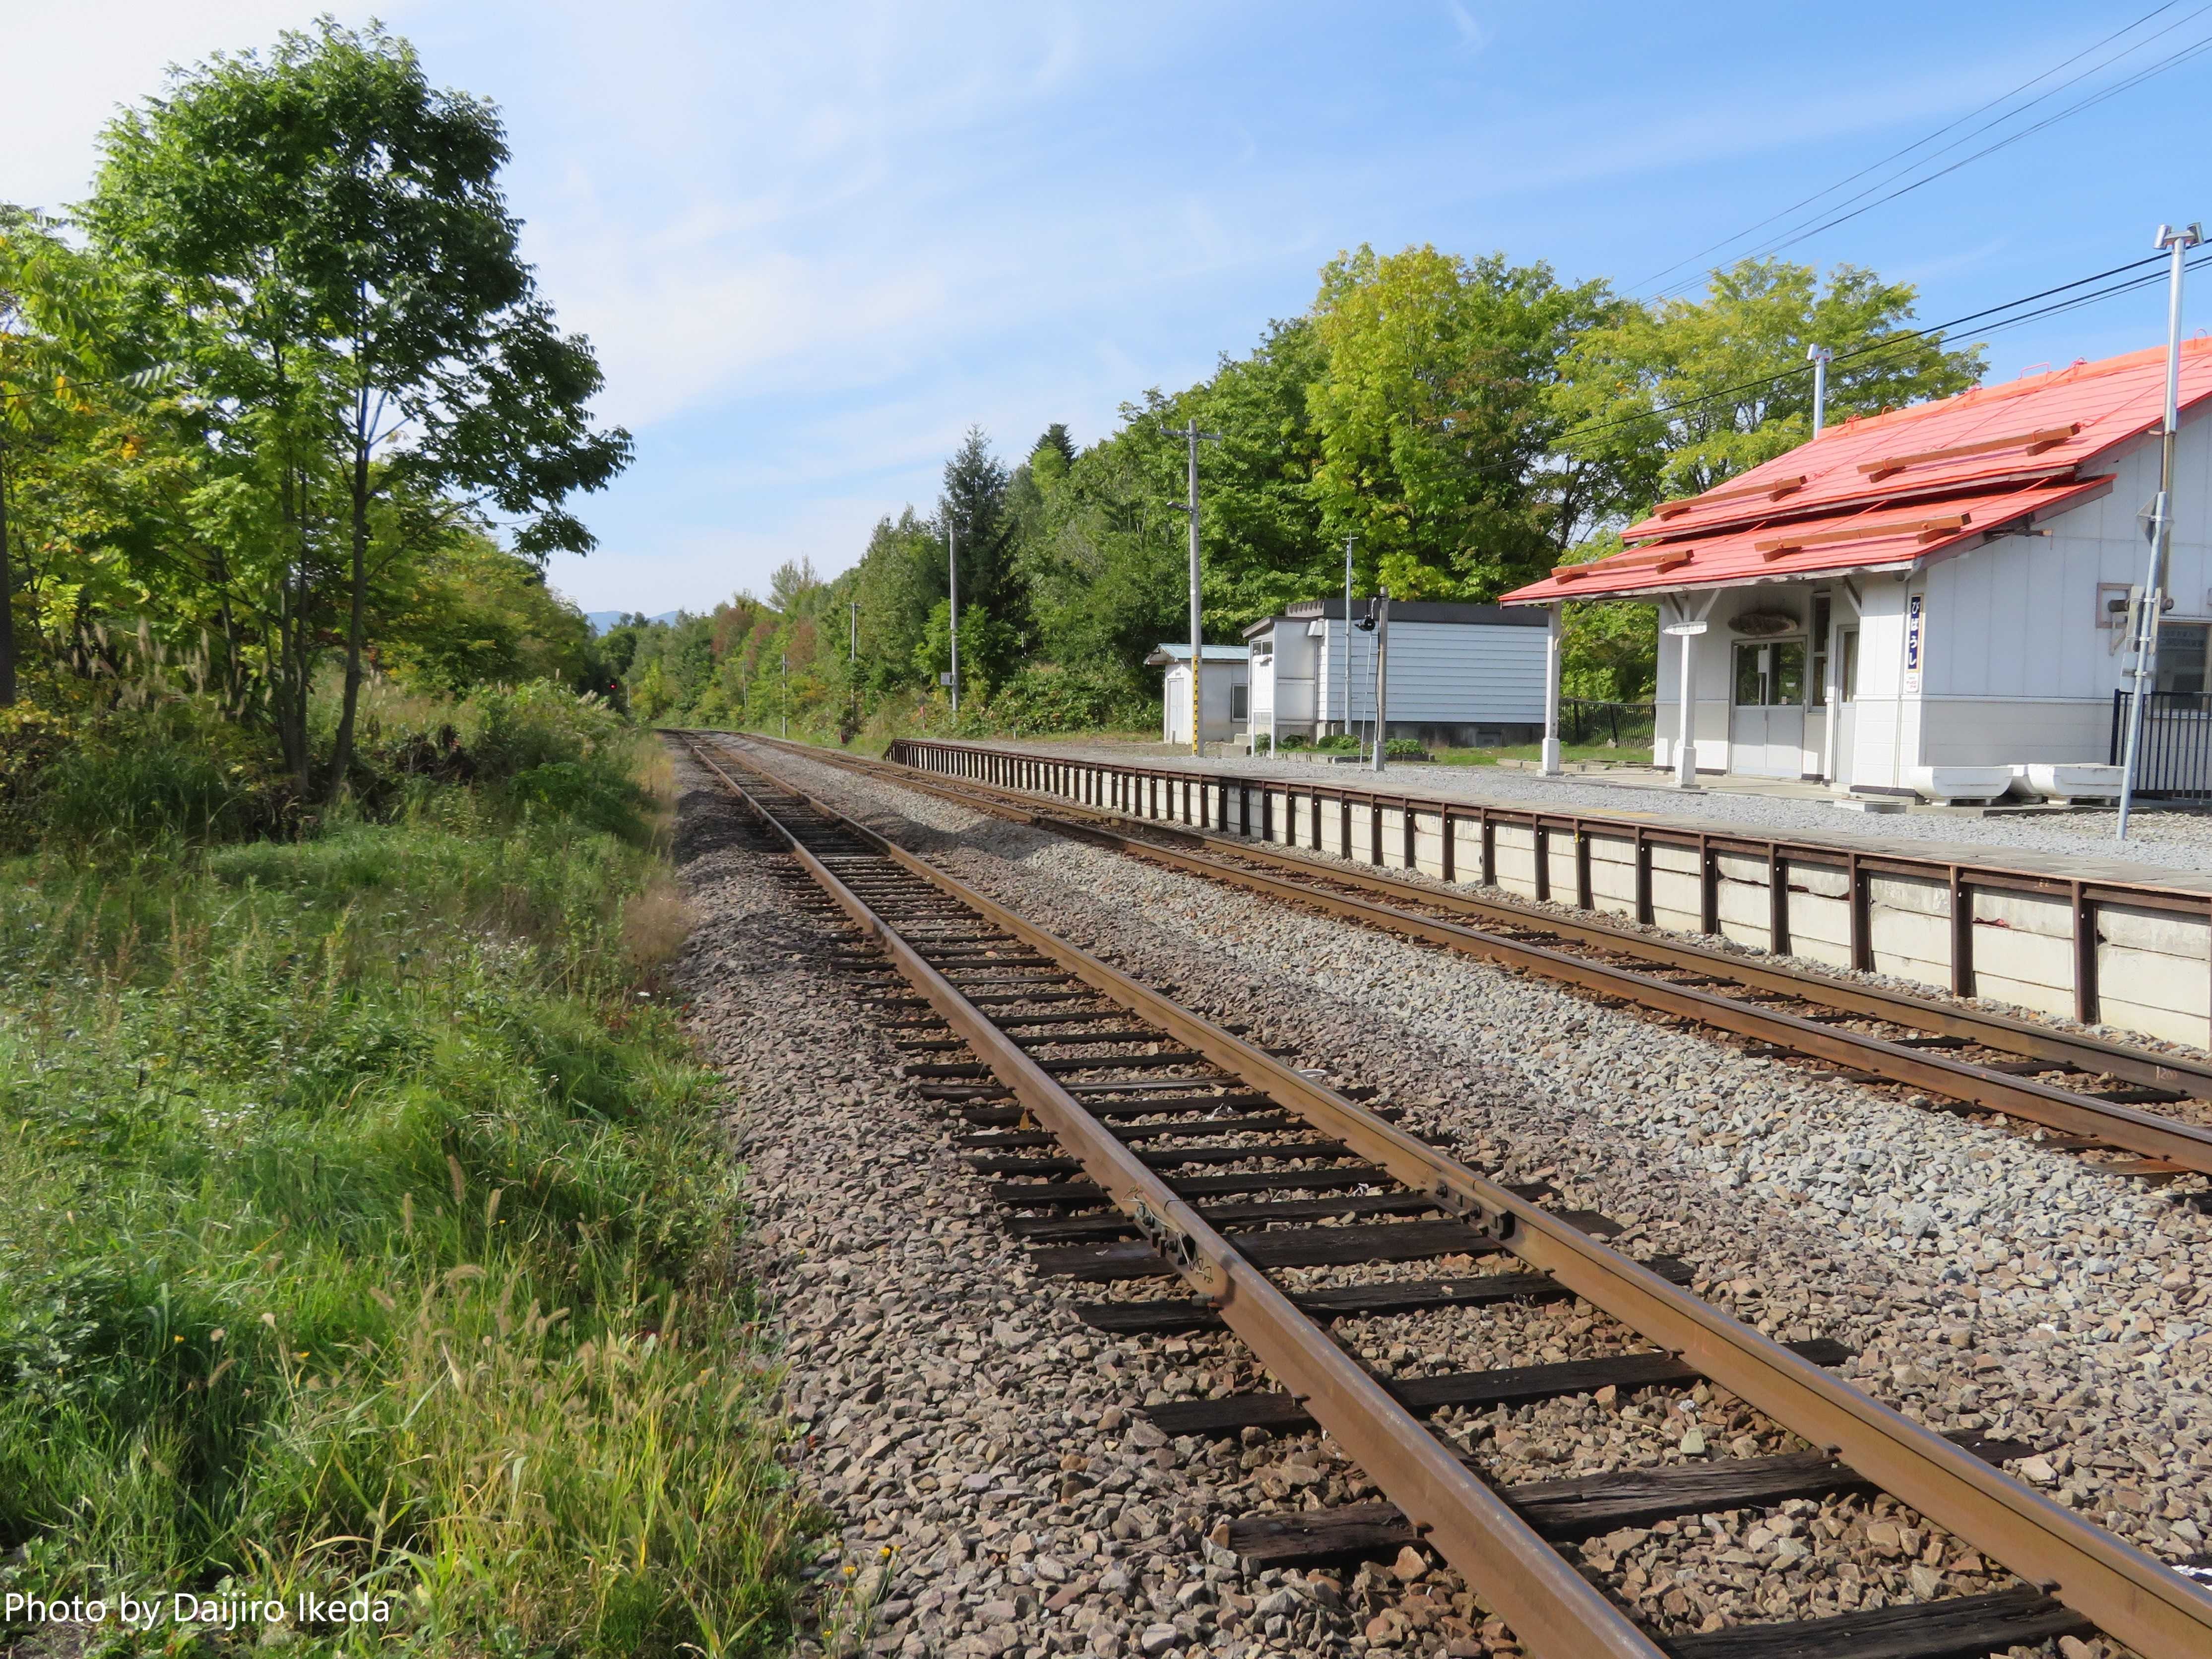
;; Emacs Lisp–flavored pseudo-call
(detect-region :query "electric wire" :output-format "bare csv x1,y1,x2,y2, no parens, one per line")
1550,252,2190,448
1706,26,2212,287
1628,1,2191,297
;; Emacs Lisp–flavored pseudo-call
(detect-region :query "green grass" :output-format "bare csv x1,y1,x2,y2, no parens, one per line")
1425,738,1657,767
0,778,808,1655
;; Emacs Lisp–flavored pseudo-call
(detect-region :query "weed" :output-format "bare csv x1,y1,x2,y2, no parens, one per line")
0,798,808,1652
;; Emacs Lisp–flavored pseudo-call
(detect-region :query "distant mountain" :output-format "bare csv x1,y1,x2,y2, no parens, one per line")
585,609,680,635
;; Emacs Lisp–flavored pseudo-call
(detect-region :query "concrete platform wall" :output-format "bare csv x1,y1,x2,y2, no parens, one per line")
900,743,2212,1052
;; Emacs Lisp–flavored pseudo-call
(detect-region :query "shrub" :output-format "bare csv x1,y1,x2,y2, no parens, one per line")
463,682,633,782
982,663,1156,734
1384,737,1429,759
18,701,292,852
365,681,653,841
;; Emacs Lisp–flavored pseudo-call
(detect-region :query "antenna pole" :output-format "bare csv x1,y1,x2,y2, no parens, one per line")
1164,419,1221,754
2119,222,2202,840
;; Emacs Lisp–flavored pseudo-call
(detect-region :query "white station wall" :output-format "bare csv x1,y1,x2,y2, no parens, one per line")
1919,423,2212,766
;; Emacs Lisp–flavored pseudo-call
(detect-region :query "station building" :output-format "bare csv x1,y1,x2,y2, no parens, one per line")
1243,599,1549,749
1500,339,2212,800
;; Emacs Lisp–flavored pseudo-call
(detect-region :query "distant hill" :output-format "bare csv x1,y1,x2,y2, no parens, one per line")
585,609,680,635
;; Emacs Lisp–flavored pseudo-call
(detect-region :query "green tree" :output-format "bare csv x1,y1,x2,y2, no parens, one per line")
1018,319,1329,675
938,428,1022,688
1307,245,1619,599
850,509,944,702
1033,423,1076,471
768,556,824,615
0,210,182,708
381,529,593,696
1555,257,1983,516
84,19,630,803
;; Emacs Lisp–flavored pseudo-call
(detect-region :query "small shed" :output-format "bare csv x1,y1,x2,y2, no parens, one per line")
1243,600,1548,747
1146,643,1250,744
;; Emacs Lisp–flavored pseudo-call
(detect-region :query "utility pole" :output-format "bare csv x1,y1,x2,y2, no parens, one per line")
1807,344,1833,438
781,651,790,739
1165,419,1221,754
1340,533,1356,750
848,599,860,735
1367,590,1391,774
2119,220,2203,841
947,521,960,716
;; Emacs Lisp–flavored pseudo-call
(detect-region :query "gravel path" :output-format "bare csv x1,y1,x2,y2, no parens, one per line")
977,739,2212,882
677,743,2212,1659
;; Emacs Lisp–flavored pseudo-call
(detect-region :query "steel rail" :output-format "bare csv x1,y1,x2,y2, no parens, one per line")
901,759,2212,1096
730,733,2212,1176
676,734,1666,1659
687,733,2212,1659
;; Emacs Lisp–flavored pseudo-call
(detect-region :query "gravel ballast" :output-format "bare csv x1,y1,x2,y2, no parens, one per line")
675,743,2212,1659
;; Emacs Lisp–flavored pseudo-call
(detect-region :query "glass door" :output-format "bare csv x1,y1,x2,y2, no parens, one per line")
1730,640,1808,778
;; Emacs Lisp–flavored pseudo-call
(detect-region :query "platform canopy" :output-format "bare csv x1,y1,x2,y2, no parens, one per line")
1499,338,2212,605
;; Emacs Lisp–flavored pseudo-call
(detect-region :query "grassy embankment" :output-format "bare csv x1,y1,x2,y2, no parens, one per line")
0,693,808,1656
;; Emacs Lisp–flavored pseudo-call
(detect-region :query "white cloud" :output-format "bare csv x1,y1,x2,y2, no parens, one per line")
1,2,411,211
14,2,2202,621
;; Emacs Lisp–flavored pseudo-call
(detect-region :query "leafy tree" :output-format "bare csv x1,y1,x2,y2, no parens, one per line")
1555,257,1983,516
1307,245,1619,600
768,556,824,615
850,509,943,700
83,19,630,803
1018,319,1330,675
0,211,178,708
381,529,593,696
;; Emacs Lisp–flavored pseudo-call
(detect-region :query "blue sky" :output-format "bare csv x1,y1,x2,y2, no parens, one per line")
12,1,2212,615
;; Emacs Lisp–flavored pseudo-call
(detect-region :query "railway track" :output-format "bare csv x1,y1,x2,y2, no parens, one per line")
677,731,2212,1659
717,731,2212,1189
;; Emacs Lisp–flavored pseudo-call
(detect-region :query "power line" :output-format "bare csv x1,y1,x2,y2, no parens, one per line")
1553,251,2179,449
1629,2,2191,297
1708,25,2212,284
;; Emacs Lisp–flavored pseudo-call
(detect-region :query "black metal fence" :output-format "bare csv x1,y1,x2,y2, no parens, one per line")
2110,689,2212,798
1561,697,1657,748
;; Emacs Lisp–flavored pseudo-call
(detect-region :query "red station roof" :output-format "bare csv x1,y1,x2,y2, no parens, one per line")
1500,338,2212,605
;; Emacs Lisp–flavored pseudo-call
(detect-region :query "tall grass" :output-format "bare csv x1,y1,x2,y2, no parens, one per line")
0,760,808,1653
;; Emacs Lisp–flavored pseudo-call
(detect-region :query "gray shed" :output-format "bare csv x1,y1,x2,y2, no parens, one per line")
1243,599,1549,747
